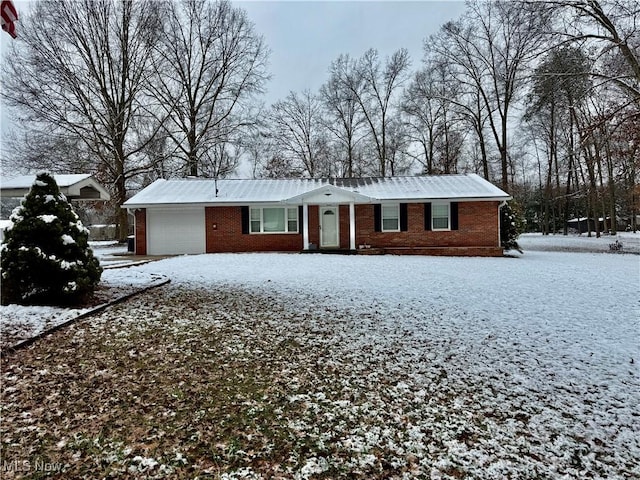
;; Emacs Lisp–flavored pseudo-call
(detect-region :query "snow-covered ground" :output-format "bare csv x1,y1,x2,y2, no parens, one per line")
133,251,639,385
0,268,166,348
519,231,640,254
1,236,638,476
130,248,638,476
90,240,141,268
0,241,164,347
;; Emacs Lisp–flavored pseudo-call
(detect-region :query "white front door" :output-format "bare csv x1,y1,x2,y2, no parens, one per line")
320,206,339,248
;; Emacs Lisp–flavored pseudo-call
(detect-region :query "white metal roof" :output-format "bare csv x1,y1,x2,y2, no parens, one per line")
123,174,510,208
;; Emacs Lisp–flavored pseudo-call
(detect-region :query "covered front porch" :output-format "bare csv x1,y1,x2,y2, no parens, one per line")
285,184,372,252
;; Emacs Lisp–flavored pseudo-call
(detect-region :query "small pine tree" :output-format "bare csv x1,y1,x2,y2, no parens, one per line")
1,172,102,305
501,200,525,253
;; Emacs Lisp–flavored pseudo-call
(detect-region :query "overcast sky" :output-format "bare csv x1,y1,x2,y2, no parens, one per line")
236,0,467,105
0,1,467,164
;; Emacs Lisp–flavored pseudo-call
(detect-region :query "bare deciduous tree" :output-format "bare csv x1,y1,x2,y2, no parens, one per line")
434,1,549,191
334,48,411,177
149,0,269,178
320,55,367,178
266,90,330,178
2,0,164,241
402,69,441,174
403,57,469,175
535,0,640,101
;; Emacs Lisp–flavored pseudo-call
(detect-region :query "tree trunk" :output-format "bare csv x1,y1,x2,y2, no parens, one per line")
605,140,617,235
346,139,354,178
563,111,575,236
479,134,489,180
630,168,637,233
544,144,553,235
563,167,572,236
115,175,129,242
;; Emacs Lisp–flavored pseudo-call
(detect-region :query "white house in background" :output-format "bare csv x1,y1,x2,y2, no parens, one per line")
0,174,112,241
0,174,111,201
0,219,12,242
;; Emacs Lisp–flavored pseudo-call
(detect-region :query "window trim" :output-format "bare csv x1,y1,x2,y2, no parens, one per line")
381,203,400,232
249,206,299,234
431,202,450,231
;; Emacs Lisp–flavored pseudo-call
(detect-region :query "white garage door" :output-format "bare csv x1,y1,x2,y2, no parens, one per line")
147,208,205,255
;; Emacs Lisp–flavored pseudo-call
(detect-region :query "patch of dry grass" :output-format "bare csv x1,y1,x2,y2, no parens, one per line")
3,287,317,478
1,285,637,479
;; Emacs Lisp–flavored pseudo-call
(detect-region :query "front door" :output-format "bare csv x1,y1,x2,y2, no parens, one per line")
320,206,339,248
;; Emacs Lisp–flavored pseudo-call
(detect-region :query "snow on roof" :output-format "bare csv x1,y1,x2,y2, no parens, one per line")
1,174,110,201
124,174,510,208
1,174,92,189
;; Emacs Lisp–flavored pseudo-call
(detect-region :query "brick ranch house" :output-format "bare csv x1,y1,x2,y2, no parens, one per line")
123,174,511,257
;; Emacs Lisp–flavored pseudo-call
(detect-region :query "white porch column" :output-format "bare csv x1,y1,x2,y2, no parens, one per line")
303,202,310,250
349,202,356,250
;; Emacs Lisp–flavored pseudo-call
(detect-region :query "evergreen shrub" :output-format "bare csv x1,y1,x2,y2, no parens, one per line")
1,172,102,305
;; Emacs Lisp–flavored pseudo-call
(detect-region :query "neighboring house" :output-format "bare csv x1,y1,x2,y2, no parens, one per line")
123,174,511,257
0,174,111,202
567,216,626,234
0,219,12,243
1,174,113,241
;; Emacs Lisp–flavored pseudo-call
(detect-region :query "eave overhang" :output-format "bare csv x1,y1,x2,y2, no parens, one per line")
282,184,374,204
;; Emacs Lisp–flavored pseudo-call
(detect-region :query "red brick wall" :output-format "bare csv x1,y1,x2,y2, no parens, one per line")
136,202,502,256
205,206,303,253
355,201,500,249
308,206,319,247
339,205,350,249
134,209,147,255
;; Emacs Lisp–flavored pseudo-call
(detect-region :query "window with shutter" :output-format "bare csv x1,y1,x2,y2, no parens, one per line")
382,204,400,232
451,202,459,230
241,206,249,234
248,206,299,233
432,203,450,230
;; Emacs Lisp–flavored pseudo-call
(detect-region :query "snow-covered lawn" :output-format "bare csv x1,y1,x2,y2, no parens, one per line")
0,241,166,348
1,245,638,478
0,269,166,348
519,231,640,254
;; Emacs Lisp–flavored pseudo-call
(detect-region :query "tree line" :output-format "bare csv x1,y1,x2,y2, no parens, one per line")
1,0,638,239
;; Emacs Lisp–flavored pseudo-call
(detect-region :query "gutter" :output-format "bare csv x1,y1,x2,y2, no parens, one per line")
122,196,512,210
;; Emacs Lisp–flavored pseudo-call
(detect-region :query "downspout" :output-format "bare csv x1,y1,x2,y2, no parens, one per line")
498,201,507,248
126,207,136,254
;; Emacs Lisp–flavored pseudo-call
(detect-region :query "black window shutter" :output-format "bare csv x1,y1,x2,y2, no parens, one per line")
400,203,408,231
424,203,432,231
451,202,459,230
298,205,303,233
374,204,381,232
241,206,249,234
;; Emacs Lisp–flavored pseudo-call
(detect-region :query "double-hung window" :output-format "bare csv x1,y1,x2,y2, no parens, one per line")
381,204,400,232
250,207,298,233
432,203,450,230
